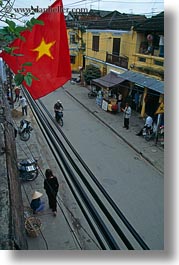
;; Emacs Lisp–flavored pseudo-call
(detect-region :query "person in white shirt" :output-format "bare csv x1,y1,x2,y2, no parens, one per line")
117,93,122,112
136,115,153,136
145,115,153,128
121,102,131,130
19,96,28,116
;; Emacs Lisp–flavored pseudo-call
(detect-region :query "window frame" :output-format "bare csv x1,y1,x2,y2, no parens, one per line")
92,35,99,52
70,55,76,64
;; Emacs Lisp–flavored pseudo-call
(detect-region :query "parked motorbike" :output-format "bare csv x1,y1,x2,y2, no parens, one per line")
19,119,33,141
142,126,155,141
18,158,38,181
70,76,81,84
88,90,97,98
55,111,64,127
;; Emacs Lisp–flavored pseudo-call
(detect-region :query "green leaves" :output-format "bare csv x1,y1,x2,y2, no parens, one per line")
14,73,24,86
22,62,32,67
83,64,101,85
5,19,16,31
24,73,32,86
31,17,44,25
24,72,38,86
0,17,44,45
0,17,44,87
3,47,13,54
16,26,27,33
14,71,39,87
3,46,22,55
26,18,44,31
13,62,39,87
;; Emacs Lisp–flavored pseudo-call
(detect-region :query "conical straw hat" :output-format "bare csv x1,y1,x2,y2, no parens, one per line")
32,191,43,200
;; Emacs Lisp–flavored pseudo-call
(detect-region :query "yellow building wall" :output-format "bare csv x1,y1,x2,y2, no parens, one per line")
85,30,135,75
85,28,163,76
85,31,109,62
67,28,85,72
85,29,164,78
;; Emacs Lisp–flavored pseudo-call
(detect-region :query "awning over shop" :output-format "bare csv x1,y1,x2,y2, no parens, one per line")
91,72,125,88
119,71,164,94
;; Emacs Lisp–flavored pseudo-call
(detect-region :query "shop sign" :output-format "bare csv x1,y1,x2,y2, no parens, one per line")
102,100,108,111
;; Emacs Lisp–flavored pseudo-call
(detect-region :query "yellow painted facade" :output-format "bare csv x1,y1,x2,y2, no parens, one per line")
85,29,137,74
84,29,164,80
67,28,86,72
67,26,164,80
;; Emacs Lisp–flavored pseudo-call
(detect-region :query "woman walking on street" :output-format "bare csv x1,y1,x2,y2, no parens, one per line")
44,169,59,216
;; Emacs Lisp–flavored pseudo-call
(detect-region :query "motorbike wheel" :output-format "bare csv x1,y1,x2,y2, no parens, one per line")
88,91,97,98
145,132,155,141
88,92,93,98
144,135,151,141
19,169,38,181
20,131,30,141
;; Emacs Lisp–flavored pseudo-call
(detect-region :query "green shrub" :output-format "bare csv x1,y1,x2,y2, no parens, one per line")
83,64,101,85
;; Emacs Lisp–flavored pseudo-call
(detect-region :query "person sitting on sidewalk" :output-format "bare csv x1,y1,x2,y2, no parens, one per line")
136,115,153,136
30,191,45,214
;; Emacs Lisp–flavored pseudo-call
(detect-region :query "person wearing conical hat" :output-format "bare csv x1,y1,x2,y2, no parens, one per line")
30,191,45,214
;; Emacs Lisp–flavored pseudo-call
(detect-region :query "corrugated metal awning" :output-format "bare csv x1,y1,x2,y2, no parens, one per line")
91,72,125,88
119,71,164,94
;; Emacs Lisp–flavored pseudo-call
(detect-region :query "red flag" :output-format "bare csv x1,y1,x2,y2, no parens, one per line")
0,0,71,99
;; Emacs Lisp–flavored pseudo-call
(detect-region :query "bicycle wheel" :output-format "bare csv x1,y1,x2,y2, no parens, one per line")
20,131,30,141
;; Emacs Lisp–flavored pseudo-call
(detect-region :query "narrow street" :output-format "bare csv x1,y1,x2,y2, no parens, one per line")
14,82,164,250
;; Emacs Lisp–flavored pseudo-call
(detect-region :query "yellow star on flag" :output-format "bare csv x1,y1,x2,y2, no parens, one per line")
32,38,56,61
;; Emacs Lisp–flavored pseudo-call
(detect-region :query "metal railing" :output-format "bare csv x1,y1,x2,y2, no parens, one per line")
106,52,128,69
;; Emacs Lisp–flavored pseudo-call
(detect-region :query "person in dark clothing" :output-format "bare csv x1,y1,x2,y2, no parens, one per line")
54,100,63,112
44,169,59,216
54,100,63,122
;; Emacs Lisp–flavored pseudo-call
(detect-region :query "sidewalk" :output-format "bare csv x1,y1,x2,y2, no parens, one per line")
63,81,164,174
13,100,99,250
